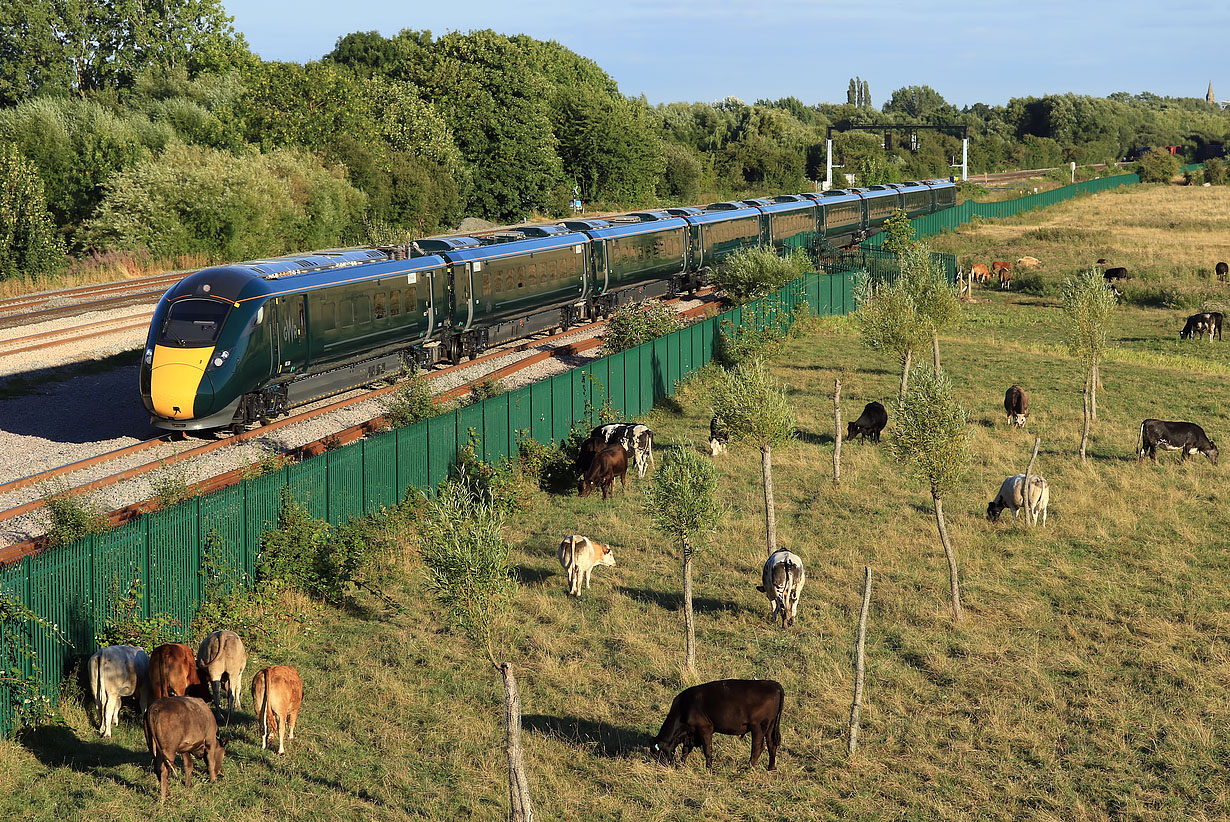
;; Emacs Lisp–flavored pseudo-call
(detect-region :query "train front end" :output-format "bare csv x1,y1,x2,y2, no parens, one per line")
140,267,270,431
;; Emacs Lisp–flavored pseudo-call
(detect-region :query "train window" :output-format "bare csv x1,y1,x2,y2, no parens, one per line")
517,265,525,288
528,263,537,285
548,260,557,280
482,272,491,295
408,283,418,311
339,300,354,329
355,296,371,325
374,293,386,320
319,302,335,330
157,298,229,347
390,290,401,317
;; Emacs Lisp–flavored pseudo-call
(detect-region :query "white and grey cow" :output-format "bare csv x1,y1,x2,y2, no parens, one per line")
88,644,151,738
197,630,248,718
987,473,1050,526
757,550,806,628
589,423,655,478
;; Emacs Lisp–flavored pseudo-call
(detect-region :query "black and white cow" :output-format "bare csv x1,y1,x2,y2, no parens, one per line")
588,423,655,478
708,415,729,456
846,401,888,443
1180,312,1223,342
1004,385,1029,428
1137,419,1219,465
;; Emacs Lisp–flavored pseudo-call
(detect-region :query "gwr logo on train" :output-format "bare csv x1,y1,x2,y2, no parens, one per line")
140,180,958,433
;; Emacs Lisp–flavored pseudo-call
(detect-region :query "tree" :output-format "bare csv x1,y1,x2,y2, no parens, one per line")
1137,149,1181,183
883,85,955,122
1061,269,1118,462
420,479,533,821
880,208,916,255
889,365,972,622
847,78,857,106
900,244,961,372
644,448,720,672
711,360,797,556
853,274,928,400
0,144,65,280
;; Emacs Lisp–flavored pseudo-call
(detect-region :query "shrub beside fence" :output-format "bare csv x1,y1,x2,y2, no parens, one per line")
1,258,906,735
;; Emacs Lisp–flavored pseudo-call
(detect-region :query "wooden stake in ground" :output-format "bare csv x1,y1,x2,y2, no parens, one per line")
848,566,872,756
1023,436,1041,527
833,377,842,486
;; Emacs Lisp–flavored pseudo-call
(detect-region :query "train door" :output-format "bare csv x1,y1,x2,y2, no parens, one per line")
425,266,448,339
452,263,474,332
274,294,308,376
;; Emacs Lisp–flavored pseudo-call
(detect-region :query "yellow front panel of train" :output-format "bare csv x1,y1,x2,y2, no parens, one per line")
150,345,213,419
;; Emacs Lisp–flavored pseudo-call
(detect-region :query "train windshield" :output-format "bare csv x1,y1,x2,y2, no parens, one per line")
158,298,230,347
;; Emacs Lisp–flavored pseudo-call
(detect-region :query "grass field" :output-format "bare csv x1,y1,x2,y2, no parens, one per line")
2,185,1229,821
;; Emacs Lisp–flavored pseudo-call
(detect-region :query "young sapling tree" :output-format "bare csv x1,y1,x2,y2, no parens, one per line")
853,274,927,400
1061,269,1118,462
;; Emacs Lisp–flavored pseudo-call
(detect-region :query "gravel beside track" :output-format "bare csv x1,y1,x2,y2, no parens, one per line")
0,296,710,548
0,305,153,377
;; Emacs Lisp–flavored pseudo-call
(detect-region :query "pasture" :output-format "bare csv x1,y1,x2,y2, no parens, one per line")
2,187,1230,820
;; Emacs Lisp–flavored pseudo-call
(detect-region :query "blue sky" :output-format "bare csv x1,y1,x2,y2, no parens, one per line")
221,1,1229,108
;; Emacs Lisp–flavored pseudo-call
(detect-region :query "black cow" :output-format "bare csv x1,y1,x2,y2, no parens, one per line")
1180,312,1223,341
575,436,604,475
1137,419,1218,465
1097,259,1128,282
1216,261,1228,283
708,415,729,456
1004,385,1029,428
580,444,628,499
588,423,655,478
846,401,888,443
650,679,784,770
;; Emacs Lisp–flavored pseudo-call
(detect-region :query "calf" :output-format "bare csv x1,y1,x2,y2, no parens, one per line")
579,444,627,499
650,679,785,770
993,260,1011,289
1137,419,1219,465
144,696,225,804
846,401,887,443
1180,312,1223,341
987,474,1050,526
1016,256,1042,269
588,423,655,478
709,415,729,456
1216,261,1228,283
196,630,247,719
149,643,206,701
557,535,616,597
757,550,805,627
970,263,990,283
251,665,303,754
1004,385,1029,428
88,644,151,738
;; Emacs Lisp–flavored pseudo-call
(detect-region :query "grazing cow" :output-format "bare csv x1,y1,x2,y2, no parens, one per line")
650,679,785,770
251,666,303,754
88,644,151,738
1004,385,1029,428
1180,312,1223,341
557,535,616,597
579,444,628,499
144,696,225,804
1097,259,1128,282
575,435,604,475
987,474,1050,526
970,263,990,283
196,630,247,719
992,260,1011,289
1216,261,1228,282
588,423,655,478
1016,256,1042,269
1137,419,1219,465
757,550,805,627
709,415,729,456
149,643,206,701
846,401,888,443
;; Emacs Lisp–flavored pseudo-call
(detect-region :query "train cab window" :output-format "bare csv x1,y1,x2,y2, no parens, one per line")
158,298,229,347
355,296,371,325
374,292,386,320
389,290,401,317
339,300,354,329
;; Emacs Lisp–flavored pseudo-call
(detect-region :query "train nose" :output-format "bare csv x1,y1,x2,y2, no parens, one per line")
150,346,214,419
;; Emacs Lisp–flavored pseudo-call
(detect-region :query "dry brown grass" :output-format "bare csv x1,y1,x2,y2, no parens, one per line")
0,251,207,299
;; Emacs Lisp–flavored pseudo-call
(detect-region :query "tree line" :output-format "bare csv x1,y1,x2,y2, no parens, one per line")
2,2,1228,281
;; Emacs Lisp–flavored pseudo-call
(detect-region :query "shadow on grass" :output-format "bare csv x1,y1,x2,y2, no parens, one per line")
796,429,832,446
617,586,744,615
514,564,556,587
19,723,150,788
523,714,654,758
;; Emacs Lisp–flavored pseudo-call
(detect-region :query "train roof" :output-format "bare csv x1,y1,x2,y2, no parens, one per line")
756,199,817,215
507,224,573,238
685,206,763,224
438,233,587,264
580,217,689,240
815,190,863,205
665,207,705,217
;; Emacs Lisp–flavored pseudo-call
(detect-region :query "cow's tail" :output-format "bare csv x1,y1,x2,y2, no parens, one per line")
90,654,103,731
257,669,270,747
200,633,220,668
565,536,578,590
1137,420,1146,458
769,683,784,750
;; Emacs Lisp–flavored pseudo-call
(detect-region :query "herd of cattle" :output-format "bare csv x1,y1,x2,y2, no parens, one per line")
86,630,303,801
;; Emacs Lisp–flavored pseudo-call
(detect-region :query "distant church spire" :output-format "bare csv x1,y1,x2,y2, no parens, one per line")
1208,82,1216,104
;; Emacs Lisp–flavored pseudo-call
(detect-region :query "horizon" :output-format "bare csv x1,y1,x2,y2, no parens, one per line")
219,0,1229,109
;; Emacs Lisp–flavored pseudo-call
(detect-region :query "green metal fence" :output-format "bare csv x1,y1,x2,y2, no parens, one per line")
862,172,1143,248
0,262,887,735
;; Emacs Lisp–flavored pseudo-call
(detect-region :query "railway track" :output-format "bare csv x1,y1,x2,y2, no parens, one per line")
0,272,183,331
0,293,719,562
0,312,154,357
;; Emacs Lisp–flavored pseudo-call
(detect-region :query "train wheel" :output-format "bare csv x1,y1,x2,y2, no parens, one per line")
449,337,462,364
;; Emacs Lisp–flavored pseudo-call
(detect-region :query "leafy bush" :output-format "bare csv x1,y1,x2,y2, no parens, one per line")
603,300,685,354
516,430,582,494
715,308,786,368
0,145,65,281
150,458,193,510
39,482,109,548
381,369,441,428
464,377,507,406
1,593,65,729
94,575,183,650
451,435,524,515
713,246,811,302
1136,150,1181,184
1012,270,1048,295
1203,158,1226,186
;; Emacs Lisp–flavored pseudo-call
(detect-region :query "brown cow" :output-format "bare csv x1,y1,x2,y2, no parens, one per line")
1004,385,1029,428
149,643,206,701
144,696,225,804
196,630,247,718
1216,261,1228,283
993,260,1011,289
970,263,990,283
251,666,303,755
1016,256,1041,269
650,679,785,770
579,444,627,499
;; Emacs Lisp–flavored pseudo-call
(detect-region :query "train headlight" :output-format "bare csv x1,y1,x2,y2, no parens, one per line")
144,348,153,365
211,350,230,369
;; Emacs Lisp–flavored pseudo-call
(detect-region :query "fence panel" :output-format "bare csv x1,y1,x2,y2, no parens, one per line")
244,469,287,576
325,445,364,526
458,403,485,457
362,431,397,514
529,380,553,445
93,519,145,628
286,457,328,521
482,393,513,466
146,502,200,635
427,412,458,488
27,543,90,690
199,483,246,585
509,386,533,446
397,421,429,499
